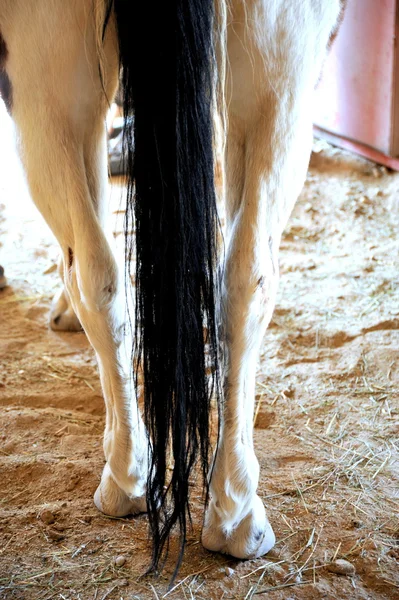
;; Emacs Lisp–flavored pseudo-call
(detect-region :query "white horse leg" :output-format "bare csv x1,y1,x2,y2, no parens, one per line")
50,260,82,332
4,1,148,516
203,0,342,558
49,105,111,334
0,265,6,289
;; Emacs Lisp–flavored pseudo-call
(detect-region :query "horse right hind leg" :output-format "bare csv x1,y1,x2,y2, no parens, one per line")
203,0,342,558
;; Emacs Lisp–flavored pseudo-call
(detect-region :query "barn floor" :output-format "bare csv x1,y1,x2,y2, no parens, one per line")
0,98,398,600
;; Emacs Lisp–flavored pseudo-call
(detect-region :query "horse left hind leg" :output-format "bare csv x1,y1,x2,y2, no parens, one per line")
5,3,148,516
50,101,110,334
21,123,148,516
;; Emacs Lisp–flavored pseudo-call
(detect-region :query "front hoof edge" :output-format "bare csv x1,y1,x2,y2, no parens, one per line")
50,288,82,332
202,495,275,559
94,466,147,517
50,308,82,332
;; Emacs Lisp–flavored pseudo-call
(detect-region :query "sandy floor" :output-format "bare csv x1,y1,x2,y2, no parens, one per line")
0,98,398,599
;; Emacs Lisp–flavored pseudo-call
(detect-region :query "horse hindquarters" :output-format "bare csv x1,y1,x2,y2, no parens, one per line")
1,0,149,516
202,0,343,558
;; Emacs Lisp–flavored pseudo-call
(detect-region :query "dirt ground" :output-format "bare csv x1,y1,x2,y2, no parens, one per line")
0,96,398,600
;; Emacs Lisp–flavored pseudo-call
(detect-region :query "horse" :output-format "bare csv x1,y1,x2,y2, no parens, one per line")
0,0,345,575
0,265,6,289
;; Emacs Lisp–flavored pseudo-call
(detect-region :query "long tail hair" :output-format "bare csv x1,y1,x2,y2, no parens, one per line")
110,0,220,575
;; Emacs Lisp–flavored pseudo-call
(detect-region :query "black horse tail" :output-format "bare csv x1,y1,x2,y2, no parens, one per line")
110,0,220,576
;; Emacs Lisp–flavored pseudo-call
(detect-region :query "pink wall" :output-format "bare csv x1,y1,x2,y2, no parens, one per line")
314,0,396,156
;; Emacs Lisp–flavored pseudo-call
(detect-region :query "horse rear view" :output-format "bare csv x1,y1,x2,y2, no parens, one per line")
0,0,344,572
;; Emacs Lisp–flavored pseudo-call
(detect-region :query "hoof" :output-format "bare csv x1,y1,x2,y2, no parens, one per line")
202,495,275,559
50,289,82,332
0,265,7,289
94,464,147,517
50,309,82,332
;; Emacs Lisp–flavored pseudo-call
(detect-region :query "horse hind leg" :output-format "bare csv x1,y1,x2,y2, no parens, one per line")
5,2,148,516
202,0,342,558
49,113,110,333
50,43,114,335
